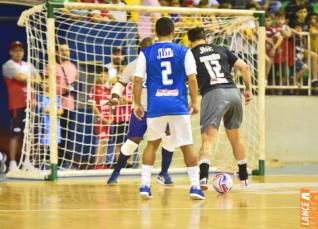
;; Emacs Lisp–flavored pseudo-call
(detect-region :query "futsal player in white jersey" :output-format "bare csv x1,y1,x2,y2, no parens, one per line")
134,17,205,200
107,37,175,185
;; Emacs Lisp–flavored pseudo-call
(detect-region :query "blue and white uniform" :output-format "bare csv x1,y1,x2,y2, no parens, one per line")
135,42,197,147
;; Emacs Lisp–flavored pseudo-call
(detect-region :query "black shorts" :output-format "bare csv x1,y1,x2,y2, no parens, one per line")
110,122,129,145
10,108,26,135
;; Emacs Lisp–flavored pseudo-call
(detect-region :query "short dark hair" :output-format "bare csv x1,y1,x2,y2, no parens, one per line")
296,5,308,12
187,27,206,42
155,17,174,36
275,10,286,18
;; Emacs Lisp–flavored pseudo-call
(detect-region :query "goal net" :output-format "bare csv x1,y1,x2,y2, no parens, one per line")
7,3,265,180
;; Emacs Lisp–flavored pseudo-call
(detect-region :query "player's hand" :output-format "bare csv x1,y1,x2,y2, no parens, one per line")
244,90,253,105
189,103,199,115
134,104,144,120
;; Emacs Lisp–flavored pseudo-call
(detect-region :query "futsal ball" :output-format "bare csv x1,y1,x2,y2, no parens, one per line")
212,173,233,194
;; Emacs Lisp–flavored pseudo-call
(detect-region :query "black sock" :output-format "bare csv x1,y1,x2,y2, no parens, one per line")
160,148,173,174
114,152,130,173
238,163,248,180
199,159,210,180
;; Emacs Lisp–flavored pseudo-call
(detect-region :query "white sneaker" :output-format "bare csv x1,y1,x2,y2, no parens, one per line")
200,178,209,191
240,179,249,188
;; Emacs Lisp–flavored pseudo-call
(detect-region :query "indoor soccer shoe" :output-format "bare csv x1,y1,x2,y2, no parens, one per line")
240,179,249,188
139,185,152,199
200,178,209,191
107,171,120,185
189,186,205,200
156,172,174,185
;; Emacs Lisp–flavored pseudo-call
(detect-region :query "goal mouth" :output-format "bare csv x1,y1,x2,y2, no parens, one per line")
10,3,265,180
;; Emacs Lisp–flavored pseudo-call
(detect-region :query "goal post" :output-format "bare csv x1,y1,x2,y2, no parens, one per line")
8,1,265,180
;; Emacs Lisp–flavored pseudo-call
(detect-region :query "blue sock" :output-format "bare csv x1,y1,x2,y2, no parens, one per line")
160,148,173,174
114,152,130,173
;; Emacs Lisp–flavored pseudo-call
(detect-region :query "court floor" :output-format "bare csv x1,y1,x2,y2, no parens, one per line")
0,175,317,229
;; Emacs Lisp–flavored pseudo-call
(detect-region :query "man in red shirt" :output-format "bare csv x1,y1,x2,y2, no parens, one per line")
2,41,40,172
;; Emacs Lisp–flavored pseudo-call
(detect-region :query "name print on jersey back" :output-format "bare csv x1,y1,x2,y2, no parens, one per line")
157,48,174,59
191,44,238,96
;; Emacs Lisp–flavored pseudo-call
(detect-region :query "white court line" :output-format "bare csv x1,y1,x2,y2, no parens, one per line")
0,206,298,213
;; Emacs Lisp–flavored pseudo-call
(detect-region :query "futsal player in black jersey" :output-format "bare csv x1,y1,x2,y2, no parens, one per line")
187,27,253,190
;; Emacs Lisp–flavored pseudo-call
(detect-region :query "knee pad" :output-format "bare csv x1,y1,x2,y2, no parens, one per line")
121,139,139,156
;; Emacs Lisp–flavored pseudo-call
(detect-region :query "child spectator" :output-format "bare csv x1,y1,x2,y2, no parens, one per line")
289,23,309,88
309,13,318,53
274,11,292,87
108,79,133,165
89,69,113,169
289,5,310,32
37,78,64,169
265,13,283,88
286,0,313,24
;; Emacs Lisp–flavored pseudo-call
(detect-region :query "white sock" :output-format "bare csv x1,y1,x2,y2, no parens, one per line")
9,160,17,167
187,166,200,189
141,164,153,187
237,159,247,165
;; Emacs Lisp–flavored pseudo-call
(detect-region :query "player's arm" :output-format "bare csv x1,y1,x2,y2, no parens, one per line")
185,50,199,114
187,74,199,114
110,61,135,105
133,52,146,119
233,59,253,105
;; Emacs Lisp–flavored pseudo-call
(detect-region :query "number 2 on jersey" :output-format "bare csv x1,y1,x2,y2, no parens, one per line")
161,61,173,85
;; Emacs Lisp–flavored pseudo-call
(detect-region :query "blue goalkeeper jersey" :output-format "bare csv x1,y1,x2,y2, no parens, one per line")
142,42,189,118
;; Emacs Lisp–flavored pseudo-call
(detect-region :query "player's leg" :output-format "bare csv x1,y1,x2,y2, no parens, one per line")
199,125,218,190
157,125,174,185
225,128,248,186
198,89,225,190
139,116,166,199
223,88,248,186
170,115,204,200
107,111,146,185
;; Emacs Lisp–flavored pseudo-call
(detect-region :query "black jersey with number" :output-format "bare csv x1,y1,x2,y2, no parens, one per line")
191,43,238,96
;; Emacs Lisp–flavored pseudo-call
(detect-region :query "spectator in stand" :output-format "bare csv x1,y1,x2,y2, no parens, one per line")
109,0,128,22
183,0,219,7
89,68,113,169
265,13,283,90
2,41,40,172
274,10,292,89
138,0,161,40
289,4,310,31
286,0,313,24
251,0,281,14
309,13,318,53
37,77,64,170
289,23,309,88
289,6,318,87
63,0,114,22
52,43,78,168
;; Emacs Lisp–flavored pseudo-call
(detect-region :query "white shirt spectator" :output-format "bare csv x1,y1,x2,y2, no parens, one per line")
109,1,127,22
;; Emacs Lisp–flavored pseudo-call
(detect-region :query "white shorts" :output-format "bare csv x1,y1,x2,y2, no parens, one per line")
146,115,193,148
